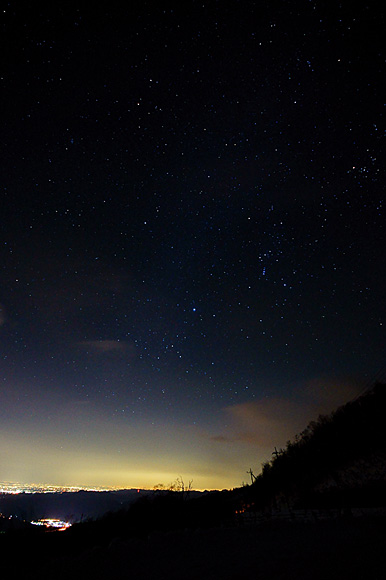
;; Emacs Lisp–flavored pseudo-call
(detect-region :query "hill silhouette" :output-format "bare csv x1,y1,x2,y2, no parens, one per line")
70,383,386,540
244,382,386,514
2,383,386,579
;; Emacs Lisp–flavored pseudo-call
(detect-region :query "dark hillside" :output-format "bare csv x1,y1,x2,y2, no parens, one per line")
67,488,238,545
14,514,386,580
246,383,386,511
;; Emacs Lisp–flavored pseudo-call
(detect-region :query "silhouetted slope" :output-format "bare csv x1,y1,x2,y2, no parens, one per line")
248,383,386,509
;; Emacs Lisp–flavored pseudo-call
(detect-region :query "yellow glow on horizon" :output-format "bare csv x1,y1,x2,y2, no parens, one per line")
1,379,358,491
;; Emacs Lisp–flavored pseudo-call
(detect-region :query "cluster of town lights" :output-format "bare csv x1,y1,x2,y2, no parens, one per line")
31,518,72,531
0,481,120,494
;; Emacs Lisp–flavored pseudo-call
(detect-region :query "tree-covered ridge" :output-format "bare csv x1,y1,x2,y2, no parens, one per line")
248,383,386,509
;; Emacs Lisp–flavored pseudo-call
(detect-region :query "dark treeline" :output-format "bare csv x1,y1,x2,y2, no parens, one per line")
68,487,239,545
0,488,241,578
245,383,386,511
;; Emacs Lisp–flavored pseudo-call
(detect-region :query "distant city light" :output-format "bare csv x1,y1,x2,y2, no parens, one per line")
31,518,71,531
0,481,123,494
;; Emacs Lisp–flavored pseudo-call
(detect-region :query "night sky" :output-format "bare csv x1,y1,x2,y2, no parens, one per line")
1,2,385,490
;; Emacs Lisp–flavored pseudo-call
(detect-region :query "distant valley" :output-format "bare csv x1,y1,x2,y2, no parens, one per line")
0,489,152,522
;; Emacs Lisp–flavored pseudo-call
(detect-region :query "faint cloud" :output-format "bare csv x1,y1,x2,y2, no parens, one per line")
211,378,363,449
210,435,231,443
212,398,306,448
300,377,361,414
8,255,131,329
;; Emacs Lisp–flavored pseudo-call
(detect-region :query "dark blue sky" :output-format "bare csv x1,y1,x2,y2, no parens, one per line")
1,1,385,489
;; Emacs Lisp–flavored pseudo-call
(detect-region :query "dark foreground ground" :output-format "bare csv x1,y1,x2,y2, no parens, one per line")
4,513,385,580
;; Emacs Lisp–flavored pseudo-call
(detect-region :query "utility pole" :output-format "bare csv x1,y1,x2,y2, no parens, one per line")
272,446,283,459
247,468,256,484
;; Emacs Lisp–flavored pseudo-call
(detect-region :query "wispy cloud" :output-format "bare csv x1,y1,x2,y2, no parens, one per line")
210,435,230,443
211,378,362,449
211,397,304,448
